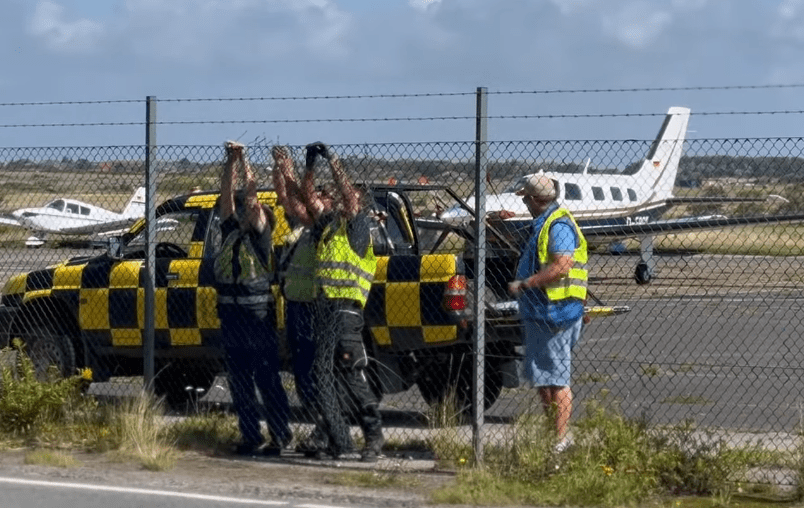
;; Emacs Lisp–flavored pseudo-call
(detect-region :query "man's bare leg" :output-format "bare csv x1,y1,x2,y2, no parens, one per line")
538,385,572,441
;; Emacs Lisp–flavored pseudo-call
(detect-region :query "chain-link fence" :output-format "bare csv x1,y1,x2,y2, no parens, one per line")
1,136,803,465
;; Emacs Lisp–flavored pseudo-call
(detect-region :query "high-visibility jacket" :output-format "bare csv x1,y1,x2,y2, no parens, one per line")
282,228,318,302
214,224,274,302
538,207,588,302
316,218,376,307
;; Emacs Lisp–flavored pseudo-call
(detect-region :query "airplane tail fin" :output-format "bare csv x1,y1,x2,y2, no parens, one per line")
122,187,146,219
634,106,691,200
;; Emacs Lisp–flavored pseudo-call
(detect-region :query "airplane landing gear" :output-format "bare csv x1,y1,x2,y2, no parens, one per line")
635,235,656,285
635,262,652,284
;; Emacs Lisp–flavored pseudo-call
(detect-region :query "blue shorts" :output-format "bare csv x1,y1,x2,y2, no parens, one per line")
522,317,583,387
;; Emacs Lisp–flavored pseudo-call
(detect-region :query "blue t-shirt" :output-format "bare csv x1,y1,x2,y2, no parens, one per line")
515,204,584,327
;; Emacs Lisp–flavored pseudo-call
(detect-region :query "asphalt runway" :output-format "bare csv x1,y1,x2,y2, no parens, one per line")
2,246,804,438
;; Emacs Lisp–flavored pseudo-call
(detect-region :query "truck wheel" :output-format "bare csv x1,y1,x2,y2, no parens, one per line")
416,357,503,416
24,323,77,381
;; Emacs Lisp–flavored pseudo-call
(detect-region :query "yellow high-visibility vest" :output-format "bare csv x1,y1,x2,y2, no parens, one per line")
214,228,274,291
282,228,318,302
316,218,377,307
537,208,588,301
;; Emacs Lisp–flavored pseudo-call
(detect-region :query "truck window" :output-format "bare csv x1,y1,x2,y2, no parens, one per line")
385,192,415,253
125,210,202,259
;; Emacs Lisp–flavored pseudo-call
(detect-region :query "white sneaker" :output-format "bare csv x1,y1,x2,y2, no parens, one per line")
553,436,573,454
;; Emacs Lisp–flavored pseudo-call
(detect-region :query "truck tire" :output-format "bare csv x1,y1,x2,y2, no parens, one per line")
416,354,503,416
24,323,77,382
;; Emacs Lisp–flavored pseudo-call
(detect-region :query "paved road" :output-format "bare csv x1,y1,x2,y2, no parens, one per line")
0,475,384,508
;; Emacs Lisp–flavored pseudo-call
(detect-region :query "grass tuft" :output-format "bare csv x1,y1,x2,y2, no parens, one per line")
24,449,81,468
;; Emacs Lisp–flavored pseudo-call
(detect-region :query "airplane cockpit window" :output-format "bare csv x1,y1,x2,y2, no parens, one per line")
564,183,582,200
66,203,79,214
80,206,90,216
610,187,623,201
627,189,637,202
47,200,65,212
125,210,201,259
592,187,605,201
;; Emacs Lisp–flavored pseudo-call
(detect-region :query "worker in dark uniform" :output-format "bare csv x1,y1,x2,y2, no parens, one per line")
214,141,291,456
272,145,337,455
302,142,383,462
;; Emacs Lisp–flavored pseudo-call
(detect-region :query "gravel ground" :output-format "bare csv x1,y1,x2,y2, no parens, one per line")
0,447,462,508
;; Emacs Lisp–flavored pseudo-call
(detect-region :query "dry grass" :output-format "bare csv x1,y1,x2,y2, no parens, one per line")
24,449,81,468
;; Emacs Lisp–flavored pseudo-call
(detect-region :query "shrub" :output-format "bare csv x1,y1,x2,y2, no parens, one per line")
0,340,88,436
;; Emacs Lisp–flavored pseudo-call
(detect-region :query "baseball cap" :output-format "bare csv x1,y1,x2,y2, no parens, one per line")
513,174,557,200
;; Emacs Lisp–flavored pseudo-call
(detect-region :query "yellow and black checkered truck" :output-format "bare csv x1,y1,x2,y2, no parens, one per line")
0,185,524,411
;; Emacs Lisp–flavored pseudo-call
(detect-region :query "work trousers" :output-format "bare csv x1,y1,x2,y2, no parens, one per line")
313,298,382,455
219,303,291,447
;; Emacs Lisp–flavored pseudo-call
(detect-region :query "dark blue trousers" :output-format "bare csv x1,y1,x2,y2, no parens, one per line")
219,303,291,447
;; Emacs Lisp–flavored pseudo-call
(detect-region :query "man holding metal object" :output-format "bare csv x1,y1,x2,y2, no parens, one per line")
508,174,588,454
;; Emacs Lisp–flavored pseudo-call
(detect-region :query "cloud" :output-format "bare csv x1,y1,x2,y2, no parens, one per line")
548,0,595,16
773,0,804,42
601,2,673,49
28,0,105,53
409,0,442,11
115,0,352,67
779,0,804,19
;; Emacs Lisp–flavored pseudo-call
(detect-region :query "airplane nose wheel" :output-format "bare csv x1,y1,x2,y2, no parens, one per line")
634,262,652,285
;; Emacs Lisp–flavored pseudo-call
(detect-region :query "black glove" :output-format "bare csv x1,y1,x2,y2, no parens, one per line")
305,141,329,163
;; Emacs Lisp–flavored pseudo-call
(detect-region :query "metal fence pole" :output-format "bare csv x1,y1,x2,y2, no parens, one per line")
143,96,157,392
472,87,488,461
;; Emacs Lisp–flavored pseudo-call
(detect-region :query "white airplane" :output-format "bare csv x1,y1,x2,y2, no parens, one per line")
0,187,146,247
438,106,804,284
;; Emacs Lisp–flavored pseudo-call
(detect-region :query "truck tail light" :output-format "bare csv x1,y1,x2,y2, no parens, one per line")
444,275,467,311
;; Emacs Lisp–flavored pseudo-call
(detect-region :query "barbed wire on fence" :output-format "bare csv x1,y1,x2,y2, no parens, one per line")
7,110,804,130
3,83,804,108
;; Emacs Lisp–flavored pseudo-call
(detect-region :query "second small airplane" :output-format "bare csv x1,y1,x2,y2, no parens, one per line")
0,187,146,247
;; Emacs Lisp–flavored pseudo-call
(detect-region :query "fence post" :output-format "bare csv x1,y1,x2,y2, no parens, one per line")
472,87,488,461
143,96,157,393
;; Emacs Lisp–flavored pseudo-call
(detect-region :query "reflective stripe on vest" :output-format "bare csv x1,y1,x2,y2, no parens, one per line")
218,294,273,306
214,228,273,288
316,219,377,307
283,229,318,302
537,207,588,301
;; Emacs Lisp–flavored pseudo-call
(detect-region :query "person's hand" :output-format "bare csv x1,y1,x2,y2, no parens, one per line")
225,140,245,159
272,145,290,162
305,143,320,169
306,141,330,161
508,280,524,296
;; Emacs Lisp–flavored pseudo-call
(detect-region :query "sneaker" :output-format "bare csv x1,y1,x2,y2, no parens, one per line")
360,447,381,463
360,434,385,463
553,436,573,454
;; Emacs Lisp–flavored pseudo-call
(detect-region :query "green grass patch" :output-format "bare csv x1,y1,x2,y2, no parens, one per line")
328,470,422,489
24,449,81,468
434,401,776,507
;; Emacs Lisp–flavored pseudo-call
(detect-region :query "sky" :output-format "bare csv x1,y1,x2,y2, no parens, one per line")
4,0,804,148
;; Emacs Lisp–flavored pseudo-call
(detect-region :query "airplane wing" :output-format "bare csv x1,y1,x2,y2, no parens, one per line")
582,212,804,240
0,215,22,227
57,217,139,236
